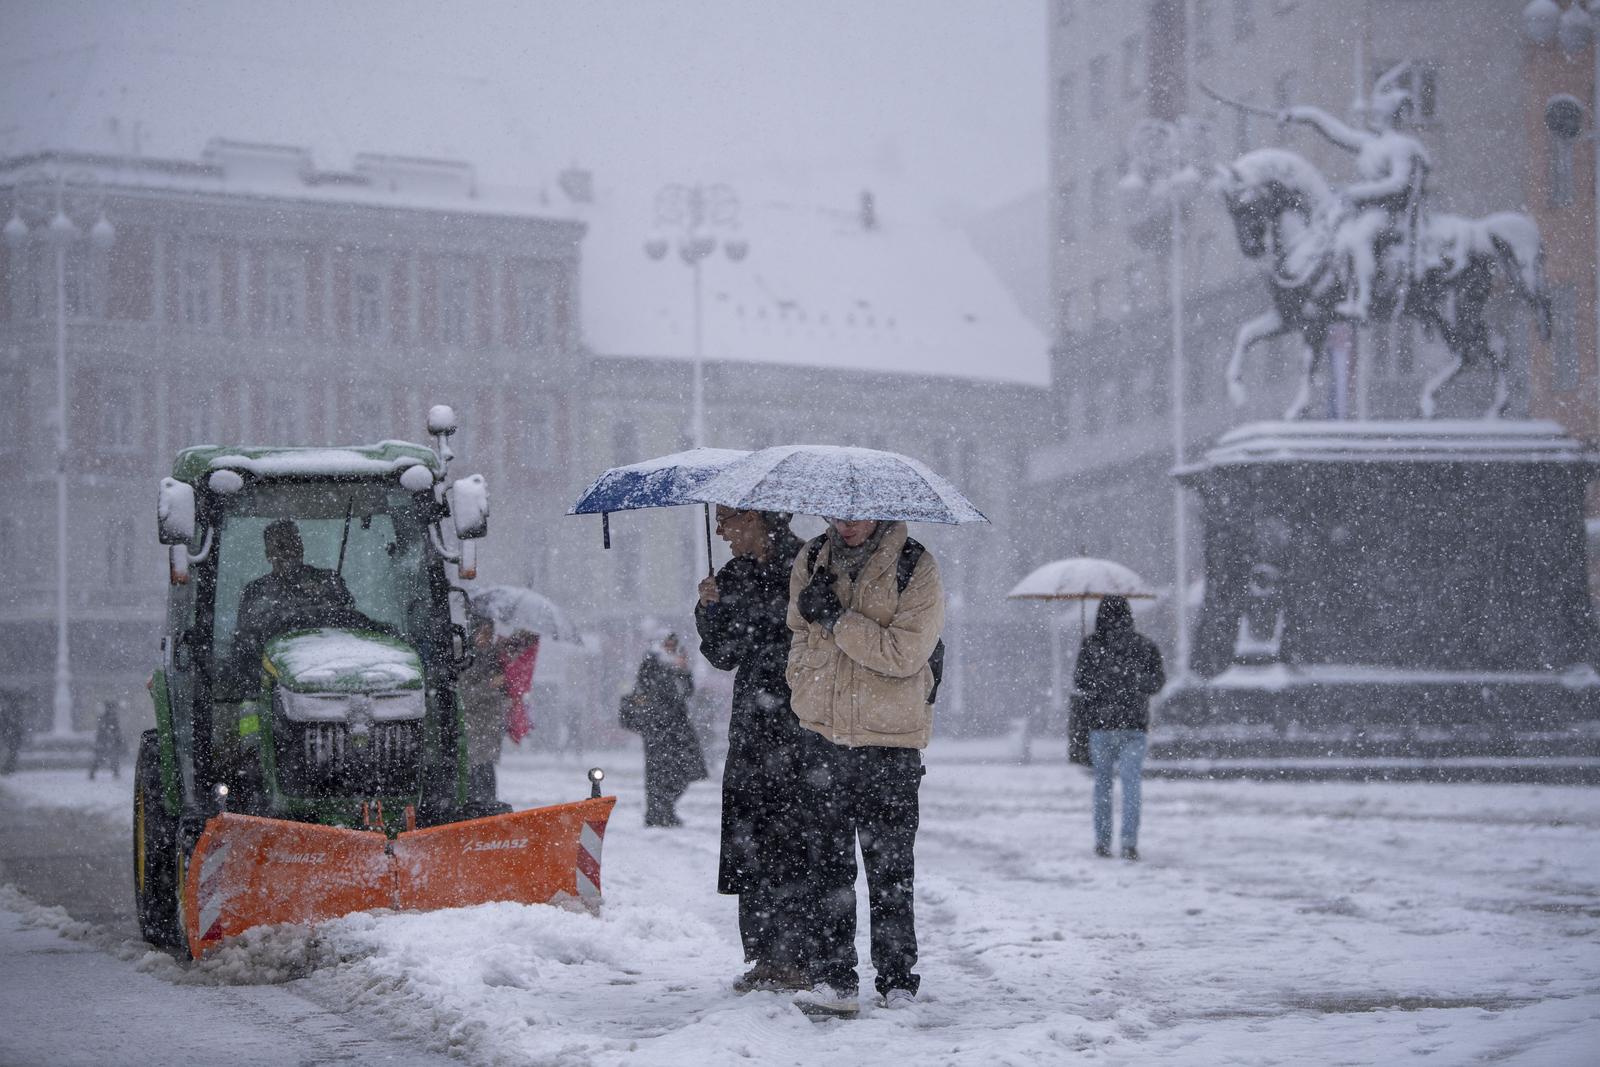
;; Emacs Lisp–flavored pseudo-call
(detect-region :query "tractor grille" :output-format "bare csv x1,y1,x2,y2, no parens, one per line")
274,720,423,799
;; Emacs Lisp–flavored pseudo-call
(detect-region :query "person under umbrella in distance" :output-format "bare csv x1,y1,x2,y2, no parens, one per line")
630,633,708,827
695,506,812,993
786,516,945,1017
1073,595,1165,861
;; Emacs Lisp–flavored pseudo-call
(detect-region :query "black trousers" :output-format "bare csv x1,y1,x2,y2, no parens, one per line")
802,735,923,996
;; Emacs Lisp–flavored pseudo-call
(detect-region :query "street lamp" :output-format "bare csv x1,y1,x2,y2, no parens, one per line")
642,183,749,449
5,168,114,739
1523,0,1600,430
1120,116,1212,681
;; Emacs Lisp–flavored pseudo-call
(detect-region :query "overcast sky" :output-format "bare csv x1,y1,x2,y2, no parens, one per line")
3,0,1047,218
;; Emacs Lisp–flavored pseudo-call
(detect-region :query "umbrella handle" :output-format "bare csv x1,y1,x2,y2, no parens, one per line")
703,503,714,576
602,512,610,550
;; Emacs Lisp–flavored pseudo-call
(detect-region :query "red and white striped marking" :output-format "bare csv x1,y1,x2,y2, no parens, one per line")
575,817,606,910
195,840,234,945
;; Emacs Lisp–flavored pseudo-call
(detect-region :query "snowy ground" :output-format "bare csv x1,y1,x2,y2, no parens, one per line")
3,741,1598,1066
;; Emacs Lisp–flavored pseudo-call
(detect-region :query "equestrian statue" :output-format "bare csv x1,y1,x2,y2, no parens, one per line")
1210,63,1549,419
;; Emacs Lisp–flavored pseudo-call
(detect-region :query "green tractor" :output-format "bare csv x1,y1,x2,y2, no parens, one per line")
135,406,614,958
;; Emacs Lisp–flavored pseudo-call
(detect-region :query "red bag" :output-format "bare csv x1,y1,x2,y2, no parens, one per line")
500,638,540,744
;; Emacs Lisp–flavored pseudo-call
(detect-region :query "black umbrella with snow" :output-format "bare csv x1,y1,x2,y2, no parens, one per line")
695,444,988,524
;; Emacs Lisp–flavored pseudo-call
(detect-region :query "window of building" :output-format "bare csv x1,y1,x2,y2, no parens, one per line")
1233,95,1257,155
1554,284,1580,393
1089,276,1108,322
512,397,555,464
1056,179,1078,244
1396,320,1416,376
1059,287,1079,332
1124,263,1143,310
1088,55,1109,119
1371,321,1393,379
1194,0,1215,59
438,257,472,346
1089,167,1111,228
1121,35,1143,99
353,263,385,340
96,375,139,453
611,421,640,596
1551,138,1576,209
264,252,303,335
1273,71,1299,112
510,264,553,347
1057,0,1076,23
107,518,137,587
1272,0,1297,12
1233,0,1256,40
179,246,220,328
263,396,302,444
1056,74,1075,134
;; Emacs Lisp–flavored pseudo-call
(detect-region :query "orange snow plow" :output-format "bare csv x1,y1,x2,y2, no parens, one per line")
182,796,616,958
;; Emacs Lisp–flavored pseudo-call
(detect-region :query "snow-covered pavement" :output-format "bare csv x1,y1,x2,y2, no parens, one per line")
3,742,1597,1066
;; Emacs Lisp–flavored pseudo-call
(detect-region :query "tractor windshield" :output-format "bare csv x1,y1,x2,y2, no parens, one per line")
209,481,434,697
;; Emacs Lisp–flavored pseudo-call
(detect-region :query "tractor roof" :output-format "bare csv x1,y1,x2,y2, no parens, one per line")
171,441,440,484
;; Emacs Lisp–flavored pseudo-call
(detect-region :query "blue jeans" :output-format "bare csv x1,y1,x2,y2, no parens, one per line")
1090,730,1147,852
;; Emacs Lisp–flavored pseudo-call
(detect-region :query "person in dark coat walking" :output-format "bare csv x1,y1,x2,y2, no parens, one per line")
695,507,810,993
89,700,125,780
1073,596,1165,861
632,633,707,827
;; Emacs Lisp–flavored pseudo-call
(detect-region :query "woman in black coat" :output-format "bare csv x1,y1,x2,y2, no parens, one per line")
1073,595,1165,861
633,633,707,827
695,507,811,992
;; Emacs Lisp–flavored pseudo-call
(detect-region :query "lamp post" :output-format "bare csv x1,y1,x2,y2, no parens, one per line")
1523,0,1600,431
1119,116,1212,681
642,183,749,449
5,168,114,739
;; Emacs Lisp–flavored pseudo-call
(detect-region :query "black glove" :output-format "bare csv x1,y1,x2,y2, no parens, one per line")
797,569,844,628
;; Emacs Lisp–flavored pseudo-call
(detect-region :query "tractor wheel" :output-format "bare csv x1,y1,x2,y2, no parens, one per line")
133,730,183,950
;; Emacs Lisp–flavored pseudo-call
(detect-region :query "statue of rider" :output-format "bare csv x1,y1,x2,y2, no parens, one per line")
1278,63,1431,321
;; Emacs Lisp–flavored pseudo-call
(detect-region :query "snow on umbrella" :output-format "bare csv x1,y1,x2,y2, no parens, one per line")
567,447,751,569
1005,557,1157,601
468,586,581,644
694,444,988,524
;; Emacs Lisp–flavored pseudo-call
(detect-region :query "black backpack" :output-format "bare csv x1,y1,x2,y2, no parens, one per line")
805,535,946,705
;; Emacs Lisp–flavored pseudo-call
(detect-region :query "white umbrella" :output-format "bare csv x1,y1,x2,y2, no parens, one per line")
1006,557,1155,765
469,586,581,644
695,444,987,525
1006,558,1157,601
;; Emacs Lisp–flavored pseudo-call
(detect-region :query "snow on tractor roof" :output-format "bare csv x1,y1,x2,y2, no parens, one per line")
171,441,439,484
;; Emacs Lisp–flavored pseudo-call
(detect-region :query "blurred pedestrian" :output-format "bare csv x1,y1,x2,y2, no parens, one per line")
695,507,810,993
1073,595,1165,861
786,518,945,1016
632,633,707,827
457,606,510,812
89,700,125,780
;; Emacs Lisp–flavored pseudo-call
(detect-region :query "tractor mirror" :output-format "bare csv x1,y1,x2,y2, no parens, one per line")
448,474,489,540
157,478,196,545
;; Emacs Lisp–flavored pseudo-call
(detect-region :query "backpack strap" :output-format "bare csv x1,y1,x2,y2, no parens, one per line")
896,537,925,594
805,535,826,576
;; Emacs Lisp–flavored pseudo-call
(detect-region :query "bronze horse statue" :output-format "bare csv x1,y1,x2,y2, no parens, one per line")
1214,148,1549,419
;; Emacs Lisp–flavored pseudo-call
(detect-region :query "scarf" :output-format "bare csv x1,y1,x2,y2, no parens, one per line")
825,521,891,580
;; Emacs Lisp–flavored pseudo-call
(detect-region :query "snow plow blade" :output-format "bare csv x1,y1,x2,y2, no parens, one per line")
182,797,616,959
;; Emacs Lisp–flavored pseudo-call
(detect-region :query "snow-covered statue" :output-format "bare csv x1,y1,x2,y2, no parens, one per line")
1212,65,1549,419
1280,63,1430,321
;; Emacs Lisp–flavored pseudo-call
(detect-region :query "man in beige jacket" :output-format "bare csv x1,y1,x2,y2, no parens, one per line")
786,517,944,1016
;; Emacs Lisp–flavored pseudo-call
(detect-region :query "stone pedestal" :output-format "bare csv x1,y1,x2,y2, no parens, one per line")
1169,420,1600,758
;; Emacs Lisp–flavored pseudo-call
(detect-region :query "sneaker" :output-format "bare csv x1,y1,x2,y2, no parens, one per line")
881,988,916,1010
733,962,808,994
1121,846,1139,862
794,982,859,1018
1094,844,1112,858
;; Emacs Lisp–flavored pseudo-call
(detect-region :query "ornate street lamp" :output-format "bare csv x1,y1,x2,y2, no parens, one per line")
1119,116,1213,681
642,183,748,448
5,168,114,739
